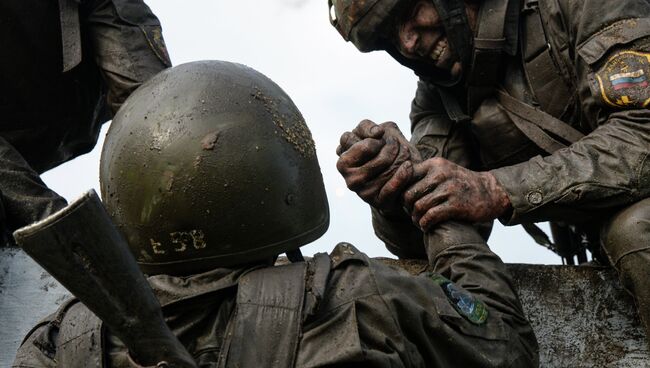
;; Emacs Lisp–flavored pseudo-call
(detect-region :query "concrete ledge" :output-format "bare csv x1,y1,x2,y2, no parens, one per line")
0,247,71,368
511,264,648,367
2,248,648,367
380,258,649,367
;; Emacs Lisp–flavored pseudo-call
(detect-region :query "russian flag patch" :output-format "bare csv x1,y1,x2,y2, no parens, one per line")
596,51,650,108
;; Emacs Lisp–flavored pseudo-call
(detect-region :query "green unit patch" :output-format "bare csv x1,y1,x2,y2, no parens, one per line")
429,273,488,325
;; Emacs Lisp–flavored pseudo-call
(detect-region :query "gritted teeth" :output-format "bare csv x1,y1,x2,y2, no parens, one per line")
430,39,447,62
430,44,444,61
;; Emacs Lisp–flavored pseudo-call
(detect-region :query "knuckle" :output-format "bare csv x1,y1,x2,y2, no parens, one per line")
356,119,375,132
403,191,414,205
346,177,363,190
358,186,379,201
395,144,410,159
382,179,398,192
413,200,428,214
336,158,350,172
396,164,412,180
359,141,376,154
422,208,441,225
368,138,384,150
339,131,353,144
430,157,446,166
431,172,447,183
360,118,374,126
420,214,433,229
385,141,399,156
336,145,343,156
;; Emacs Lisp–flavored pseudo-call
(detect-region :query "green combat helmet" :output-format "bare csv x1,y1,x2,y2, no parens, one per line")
328,0,404,52
100,60,330,275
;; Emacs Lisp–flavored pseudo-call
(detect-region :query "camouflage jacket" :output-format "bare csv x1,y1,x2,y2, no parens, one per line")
13,240,538,367
374,0,650,250
0,0,170,173
0,0,170,242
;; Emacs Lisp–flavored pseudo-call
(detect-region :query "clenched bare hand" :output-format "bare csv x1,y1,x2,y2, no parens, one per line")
336,120,421,211
403,157,511,231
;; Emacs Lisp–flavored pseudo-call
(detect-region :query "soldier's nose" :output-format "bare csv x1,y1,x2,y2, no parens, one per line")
398,27,419,56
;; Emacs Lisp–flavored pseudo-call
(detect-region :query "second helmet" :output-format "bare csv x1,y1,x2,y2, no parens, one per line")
100,60,330,275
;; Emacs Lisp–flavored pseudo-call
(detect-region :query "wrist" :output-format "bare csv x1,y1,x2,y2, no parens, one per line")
483,172,511,218
424,221,487,263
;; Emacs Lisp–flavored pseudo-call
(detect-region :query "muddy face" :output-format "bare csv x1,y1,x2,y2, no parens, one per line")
393,0,479,78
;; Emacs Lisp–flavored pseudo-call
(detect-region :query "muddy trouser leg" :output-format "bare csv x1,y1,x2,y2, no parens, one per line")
601,198,650,347
81,0,171,114
0,137,67,246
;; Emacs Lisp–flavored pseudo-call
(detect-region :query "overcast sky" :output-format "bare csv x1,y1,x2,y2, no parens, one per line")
42,0,559,264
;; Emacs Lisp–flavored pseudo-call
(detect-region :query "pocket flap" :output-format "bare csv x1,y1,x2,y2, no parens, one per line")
111,0,162,26
578,18,650,65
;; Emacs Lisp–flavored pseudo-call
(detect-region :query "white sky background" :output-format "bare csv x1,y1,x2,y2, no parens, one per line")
42,0,559,264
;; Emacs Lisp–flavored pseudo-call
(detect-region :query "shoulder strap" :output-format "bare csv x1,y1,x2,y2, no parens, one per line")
520,0,575,117
439,87,471,123
58,0,82,72
497,89,584,154
223,262,307,368
56,301,104,368
466,0,511,112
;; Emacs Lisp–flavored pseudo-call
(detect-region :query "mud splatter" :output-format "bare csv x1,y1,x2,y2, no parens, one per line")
252,86,316,158
201,131,220,150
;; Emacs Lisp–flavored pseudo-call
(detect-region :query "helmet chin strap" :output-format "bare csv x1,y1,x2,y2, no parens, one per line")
286,248,305,263
465,0,511,113
429,0,474,77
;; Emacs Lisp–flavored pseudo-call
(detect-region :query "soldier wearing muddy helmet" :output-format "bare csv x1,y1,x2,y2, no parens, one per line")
100,60,329,275
329,0,475,85
14,60,538,367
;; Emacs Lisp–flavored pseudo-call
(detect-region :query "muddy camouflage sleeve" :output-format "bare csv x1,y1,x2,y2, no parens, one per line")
297,241,537,367
371,224,538,367
0,137,66,244
83,0,171,114
491,1,650,225
0,0,169,245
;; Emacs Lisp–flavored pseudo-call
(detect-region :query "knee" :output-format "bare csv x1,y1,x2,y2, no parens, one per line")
601,199,650,265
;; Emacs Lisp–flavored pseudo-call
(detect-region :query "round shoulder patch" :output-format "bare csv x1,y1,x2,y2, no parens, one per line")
428,273,488,325
595,51,650,108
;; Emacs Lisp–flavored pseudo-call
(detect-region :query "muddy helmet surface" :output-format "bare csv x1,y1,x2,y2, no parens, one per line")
100,60,329,275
